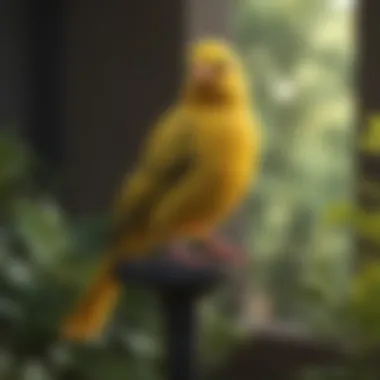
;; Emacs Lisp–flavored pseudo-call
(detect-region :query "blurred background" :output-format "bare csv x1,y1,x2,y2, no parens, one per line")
237,0,355,330
0,0,361,379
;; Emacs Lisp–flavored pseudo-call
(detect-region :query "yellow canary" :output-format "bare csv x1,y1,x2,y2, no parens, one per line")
60,38,261,341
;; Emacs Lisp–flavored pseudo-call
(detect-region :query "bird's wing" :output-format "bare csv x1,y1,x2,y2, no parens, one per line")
148,114,255,233
109,107,195,245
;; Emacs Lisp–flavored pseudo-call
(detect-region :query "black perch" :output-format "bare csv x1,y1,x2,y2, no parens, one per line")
115,256,223,380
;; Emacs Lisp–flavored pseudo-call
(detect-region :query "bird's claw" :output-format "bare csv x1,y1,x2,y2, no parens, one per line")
166,243,208,269
203,236,247,267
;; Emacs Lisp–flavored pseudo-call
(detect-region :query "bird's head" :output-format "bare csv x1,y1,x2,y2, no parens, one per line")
183,38,249,105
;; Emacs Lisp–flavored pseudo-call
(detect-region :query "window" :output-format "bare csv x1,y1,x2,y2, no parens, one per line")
236,0,356,337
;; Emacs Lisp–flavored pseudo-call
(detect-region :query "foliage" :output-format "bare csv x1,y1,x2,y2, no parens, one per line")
347,263,380,347
0,132,166,379
0,131,244,379
0,0,359,378
236,0,355,327
295,262,380,379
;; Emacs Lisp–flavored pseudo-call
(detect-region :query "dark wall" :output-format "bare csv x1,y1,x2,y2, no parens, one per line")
357,0,380,264
27,0,65,168
0,0,29,132
64,0,184,214
64,0,231,214
1,0,232,213
0,0,64,171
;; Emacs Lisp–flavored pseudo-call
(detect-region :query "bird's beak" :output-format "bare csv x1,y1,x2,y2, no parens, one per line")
192,63,215,84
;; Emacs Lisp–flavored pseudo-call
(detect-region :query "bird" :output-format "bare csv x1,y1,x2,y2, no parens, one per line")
360,114,380,154
59,38,261,342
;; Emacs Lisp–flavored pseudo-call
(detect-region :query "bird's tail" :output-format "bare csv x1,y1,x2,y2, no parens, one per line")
60,256,121,342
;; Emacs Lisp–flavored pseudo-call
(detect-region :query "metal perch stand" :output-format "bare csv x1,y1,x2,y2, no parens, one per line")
115,256,223,380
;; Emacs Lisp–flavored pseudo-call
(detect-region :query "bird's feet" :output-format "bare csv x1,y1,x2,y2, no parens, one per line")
164,235,247,269
202,234,247,267
166,242,208,269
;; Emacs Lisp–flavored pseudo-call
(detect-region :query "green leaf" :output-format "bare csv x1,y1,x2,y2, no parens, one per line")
9,197,71,268
0,131,35,193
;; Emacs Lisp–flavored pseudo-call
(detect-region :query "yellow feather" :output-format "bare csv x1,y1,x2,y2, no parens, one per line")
60,38,261,341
